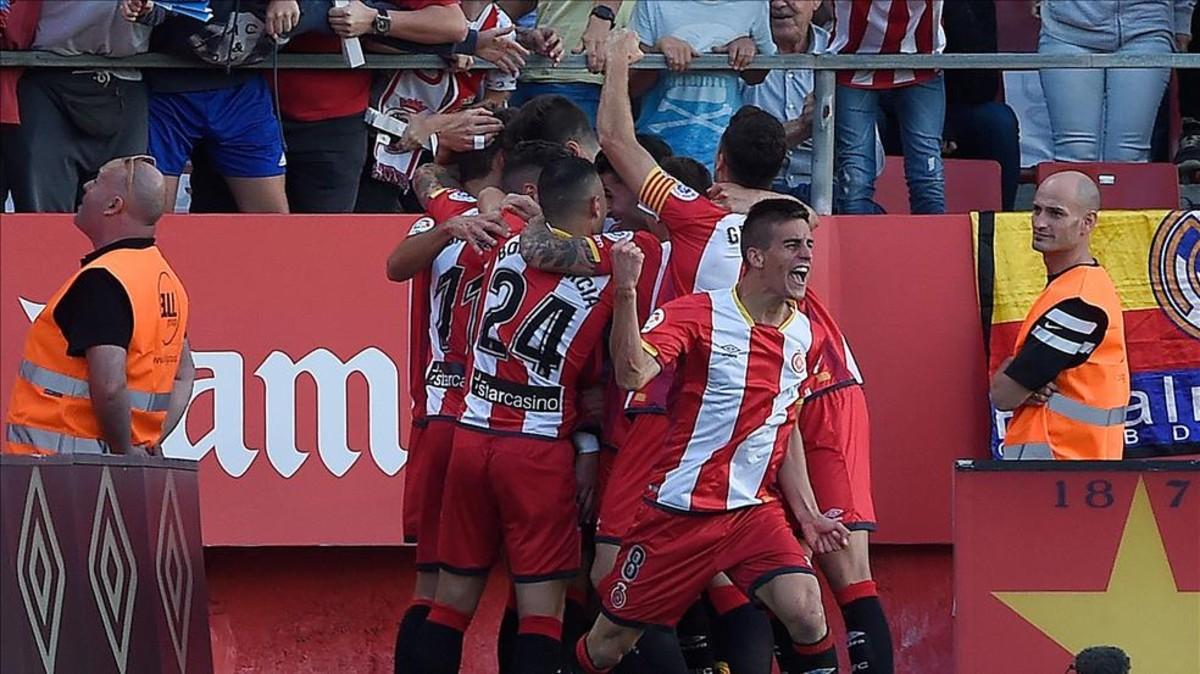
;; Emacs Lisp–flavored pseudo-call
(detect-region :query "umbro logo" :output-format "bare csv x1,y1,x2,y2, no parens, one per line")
714,343,747,357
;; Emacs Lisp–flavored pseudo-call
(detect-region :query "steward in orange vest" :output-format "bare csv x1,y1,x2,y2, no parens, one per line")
989,171,1130,460
5,156,194,456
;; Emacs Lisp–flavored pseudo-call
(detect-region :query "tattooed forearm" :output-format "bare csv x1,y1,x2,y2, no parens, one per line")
519,217,602,276
412,162,460,207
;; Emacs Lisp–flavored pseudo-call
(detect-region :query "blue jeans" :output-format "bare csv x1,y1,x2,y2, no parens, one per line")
944,101,1021,212
835,75,945,214
508,81,601,126
1038,31,1173,162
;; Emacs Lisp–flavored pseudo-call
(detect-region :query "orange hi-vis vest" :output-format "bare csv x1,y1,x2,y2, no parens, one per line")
5,245,189,455
1003,265,1130,460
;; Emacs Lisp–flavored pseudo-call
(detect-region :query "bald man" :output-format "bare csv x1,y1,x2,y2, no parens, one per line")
5,155,195,456
989,170,1130,460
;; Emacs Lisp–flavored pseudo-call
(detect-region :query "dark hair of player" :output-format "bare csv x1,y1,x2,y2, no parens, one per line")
505,95,597,148
501,140,574,193
740,198,810,262
718,105,787,190
595,134,675,177
538,156,601,226
1072,646,1131,674
456,107,517,184
661,156,713,194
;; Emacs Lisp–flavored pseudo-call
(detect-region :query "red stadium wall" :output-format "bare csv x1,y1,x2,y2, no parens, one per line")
1,214,986,672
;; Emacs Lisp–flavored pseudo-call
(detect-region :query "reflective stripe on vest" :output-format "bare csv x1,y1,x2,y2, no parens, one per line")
1046,393,1125,427
1002,443,1054,460
18,359,171,413
5,423,108,454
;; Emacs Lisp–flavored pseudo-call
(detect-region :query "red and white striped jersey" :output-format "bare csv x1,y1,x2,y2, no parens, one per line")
828,0,945,89
800,291,865,400
404,212,439,428
640,289,813,512
638,167,745,295
419,189,527,419
460,230,661,439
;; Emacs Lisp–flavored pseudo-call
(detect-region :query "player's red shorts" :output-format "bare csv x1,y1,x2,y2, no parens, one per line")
437,425,581,582
598,499,813,629
798,384,876,530
595,412,670,545
402,423,427,544
414,418,456,571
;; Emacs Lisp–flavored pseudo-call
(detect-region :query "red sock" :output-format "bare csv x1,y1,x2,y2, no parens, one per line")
792,630,834,656
707,584,750,616
426,603,471,632
518,615,563,639
574,636,612,674
834,579,878,607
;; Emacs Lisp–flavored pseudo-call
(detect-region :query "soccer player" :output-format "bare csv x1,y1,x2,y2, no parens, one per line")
418,157,660,674
573,199,849,674
386,140,571,672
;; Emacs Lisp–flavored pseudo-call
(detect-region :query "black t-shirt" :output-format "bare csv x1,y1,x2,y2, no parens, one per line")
52,239,155,358
1004,274,1109,392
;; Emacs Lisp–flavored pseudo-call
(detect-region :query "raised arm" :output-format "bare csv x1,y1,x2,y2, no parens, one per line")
329,0,469,43
609,241,661,391
597,29,660,202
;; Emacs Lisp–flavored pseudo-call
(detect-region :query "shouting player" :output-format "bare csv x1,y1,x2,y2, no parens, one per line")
573,199,849,674
417,157,660,674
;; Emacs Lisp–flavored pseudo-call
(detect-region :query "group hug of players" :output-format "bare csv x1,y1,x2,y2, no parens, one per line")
389,31,893,674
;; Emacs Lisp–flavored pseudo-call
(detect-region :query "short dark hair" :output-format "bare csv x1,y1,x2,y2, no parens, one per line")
719,106,787,190
661,156,712,194
506,95,597,148
501,140,573,193
595,134,674,177
740,199,810,261
456,107,516,184
538,156,600,226
1073,647,1130,674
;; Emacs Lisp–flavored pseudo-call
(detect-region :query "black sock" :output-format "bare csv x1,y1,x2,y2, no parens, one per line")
710,603,774,674
771,616,795,674
394,603,431,674
615,628,688,674
498,607,520,674
418,605,469,674
841,595,894,674
778,632,838,674
516,633,564,674
562,595,591,662
676,601,716,673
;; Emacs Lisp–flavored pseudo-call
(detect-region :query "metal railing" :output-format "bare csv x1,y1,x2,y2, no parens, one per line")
3,51,1199,213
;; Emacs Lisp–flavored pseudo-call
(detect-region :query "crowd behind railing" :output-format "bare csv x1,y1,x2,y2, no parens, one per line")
0,0,1196,217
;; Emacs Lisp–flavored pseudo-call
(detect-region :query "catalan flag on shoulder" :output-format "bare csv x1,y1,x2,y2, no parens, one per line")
974,210,1200,459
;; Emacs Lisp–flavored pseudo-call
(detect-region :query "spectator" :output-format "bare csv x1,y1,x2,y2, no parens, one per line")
743,0,884,204
630,0,775,173
829,0,946,214
7,1,151,213
1174,3,1198,180
326,0,467,42
125,0,290,213
355,5,525,213
0,0,42,208
1070,646,1131,674
270,0,472,213
1036,0,1193,162
937,0,1020,211
502,0,634,124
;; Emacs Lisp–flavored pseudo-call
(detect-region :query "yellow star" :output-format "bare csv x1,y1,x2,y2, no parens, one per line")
993,478,1200,673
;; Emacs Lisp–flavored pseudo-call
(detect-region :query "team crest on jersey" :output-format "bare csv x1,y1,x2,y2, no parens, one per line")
642,308,665,333
823,508,845,520
672,182,699,201
448,190,475,203
609,581,628,609
1148,210,1200,339
791,351,806,374
600,231,636,245
408,216,435,235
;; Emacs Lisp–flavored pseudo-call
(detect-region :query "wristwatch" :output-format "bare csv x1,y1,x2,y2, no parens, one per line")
373,9,392,36
590,5,616,28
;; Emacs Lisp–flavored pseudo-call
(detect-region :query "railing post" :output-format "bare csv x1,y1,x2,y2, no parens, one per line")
811,69,836,216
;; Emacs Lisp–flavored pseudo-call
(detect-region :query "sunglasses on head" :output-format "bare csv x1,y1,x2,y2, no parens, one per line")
98,155,157,193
